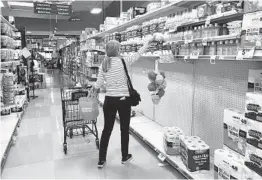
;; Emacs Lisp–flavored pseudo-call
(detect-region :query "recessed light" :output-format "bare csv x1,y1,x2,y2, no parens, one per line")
91,8,102,14
8,2,34,7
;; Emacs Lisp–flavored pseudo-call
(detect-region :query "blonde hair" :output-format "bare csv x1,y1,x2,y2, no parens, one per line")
102,40,120,73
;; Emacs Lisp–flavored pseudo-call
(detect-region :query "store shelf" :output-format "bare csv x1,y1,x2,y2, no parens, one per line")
1,95,27,172
167,34,240,45
1,61,21,67
80,48,105,53
128,118,214,179
86,0,204,40
1,15,18,31
179,11,243,28
1,112,22,171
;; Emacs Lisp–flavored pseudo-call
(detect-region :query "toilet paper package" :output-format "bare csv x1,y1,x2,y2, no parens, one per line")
245,92,262,123
180,136,210,172
245,144,262,177
244,118,262,177
214,149,244,179
223,108,248,157
163,127,184,155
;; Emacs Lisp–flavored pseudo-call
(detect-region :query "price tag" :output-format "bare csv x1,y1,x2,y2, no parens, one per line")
202,38,208,46
236,48,255,60
190,51,199,59
158,153,166,162
210,55,217,64
205,17,211,25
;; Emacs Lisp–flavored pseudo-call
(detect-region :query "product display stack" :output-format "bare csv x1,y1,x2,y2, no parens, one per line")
1,15,28,173
1,16,27,116
215,69,262,179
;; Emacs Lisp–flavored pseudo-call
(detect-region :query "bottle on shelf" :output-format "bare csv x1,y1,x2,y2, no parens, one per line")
222,40,229,55
202,25,208,39
197,43,204,55
207,24,213,38
212,23,220,37
232,39,241,56
209,41,217,56
222,24,229,36
204,42,210,55
217,41,224,55
227,40,234,55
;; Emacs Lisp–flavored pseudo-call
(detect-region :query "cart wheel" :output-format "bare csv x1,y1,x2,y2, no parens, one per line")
69,129,73,139
63,143,67,154
82,127,85,137
96,139,99,149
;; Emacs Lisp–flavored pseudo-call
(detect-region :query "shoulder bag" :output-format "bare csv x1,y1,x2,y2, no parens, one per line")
121,58,141,106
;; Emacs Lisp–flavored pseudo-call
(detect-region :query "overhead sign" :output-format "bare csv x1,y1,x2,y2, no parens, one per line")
34,2,72,16
69,17,82,22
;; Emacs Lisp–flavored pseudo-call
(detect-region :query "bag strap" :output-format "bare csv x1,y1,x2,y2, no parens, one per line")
121,58,134,92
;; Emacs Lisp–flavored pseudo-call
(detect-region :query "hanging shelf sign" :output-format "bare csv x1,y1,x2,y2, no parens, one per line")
34,2,72,16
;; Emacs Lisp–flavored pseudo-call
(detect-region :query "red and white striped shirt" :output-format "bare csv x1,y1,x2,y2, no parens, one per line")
94,43,149,97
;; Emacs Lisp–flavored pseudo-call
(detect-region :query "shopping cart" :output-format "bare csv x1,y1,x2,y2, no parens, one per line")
60,86,99,154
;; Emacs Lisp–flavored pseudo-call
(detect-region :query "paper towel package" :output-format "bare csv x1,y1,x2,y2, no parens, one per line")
214,149,244,179
245,92,262,123
163,127,184,155
223,108,248,156
180,136,210,172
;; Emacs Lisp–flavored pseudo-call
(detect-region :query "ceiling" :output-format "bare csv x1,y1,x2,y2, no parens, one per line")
1,0,113,19
1,0,114,36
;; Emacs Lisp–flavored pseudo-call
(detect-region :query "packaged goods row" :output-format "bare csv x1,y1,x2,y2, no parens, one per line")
1,49,21,61
163,78,262,178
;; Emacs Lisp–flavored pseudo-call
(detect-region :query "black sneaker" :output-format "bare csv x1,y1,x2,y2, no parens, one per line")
97,160,106,168
122,154,133,164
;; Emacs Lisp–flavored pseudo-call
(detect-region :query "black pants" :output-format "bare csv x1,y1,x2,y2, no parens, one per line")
99,96,131,161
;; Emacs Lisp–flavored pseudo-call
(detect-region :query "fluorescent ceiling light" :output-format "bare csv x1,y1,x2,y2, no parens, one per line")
0,1,4,7
8,2,33,7
27,31,32,34
91,8,102,14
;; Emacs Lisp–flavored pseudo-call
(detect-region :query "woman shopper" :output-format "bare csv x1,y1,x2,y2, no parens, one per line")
94,36,154,168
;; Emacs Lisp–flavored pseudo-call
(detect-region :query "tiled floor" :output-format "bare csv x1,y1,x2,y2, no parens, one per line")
1,69,184,179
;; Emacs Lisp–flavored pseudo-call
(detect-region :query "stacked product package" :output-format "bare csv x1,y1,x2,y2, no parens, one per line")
244,92,262,177
2,73,14,105
217,91,262,179
164,127,184,155
180,136,210,172
163,127,210,172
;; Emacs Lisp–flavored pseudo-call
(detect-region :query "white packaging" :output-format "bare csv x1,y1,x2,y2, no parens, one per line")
214,149,244,179
163,126,184,155
245,92,262,123
223,108,248,157
248,69,262,92
244,116,262,177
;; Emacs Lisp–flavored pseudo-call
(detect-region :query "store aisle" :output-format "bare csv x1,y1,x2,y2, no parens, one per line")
1,70,183,179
